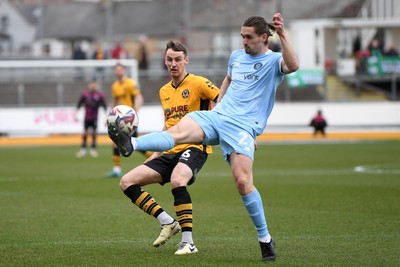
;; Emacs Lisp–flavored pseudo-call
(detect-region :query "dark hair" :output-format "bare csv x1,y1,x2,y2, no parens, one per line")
243,16,275,44
165,40,188,57
114,62,126,69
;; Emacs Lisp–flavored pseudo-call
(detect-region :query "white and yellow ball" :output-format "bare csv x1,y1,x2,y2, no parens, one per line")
107,105,139,136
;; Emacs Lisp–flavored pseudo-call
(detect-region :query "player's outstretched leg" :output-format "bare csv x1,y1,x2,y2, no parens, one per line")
107,123,134,157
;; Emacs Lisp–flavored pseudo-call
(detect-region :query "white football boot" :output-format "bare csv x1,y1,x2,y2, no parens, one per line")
152,220,181,247
174,242,198,255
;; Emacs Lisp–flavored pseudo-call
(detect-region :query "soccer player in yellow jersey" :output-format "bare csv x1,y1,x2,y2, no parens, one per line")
119,41,220,255
105,63,144,177
110,14,298,262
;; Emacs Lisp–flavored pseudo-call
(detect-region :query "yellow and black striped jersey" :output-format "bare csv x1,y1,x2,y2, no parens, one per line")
111,77,141,108
160,74,220,154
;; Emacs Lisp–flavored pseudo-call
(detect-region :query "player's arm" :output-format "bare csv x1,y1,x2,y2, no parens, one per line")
111,83,122,108
100,93,107,111
272,13,298,74
210,95,218,109
111,85,119,108
111,97,118,109
75,94,84,121
77,93,84,109
134,92,144,112
216,75,231,104
100,94,108,120
200,77,220,109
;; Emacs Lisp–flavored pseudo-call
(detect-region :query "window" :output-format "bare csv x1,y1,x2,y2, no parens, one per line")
0,15,8,32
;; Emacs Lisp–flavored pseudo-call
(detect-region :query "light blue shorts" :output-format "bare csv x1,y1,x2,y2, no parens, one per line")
188,110,256,163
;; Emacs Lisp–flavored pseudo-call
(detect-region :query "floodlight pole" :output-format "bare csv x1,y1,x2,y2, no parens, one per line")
34,0,44,40
105,0,114,45
183,0,191,48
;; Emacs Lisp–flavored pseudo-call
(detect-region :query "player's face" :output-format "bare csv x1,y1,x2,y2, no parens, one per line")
241,26,267,55
165,49,188,78
114,65,126,80
88,81,96,91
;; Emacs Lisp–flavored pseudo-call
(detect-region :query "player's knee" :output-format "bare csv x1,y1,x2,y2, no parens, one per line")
171,175,190,188
234,177,252,195
119,175,132,191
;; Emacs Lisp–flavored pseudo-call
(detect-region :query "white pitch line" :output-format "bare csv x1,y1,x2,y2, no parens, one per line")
354,163,400,174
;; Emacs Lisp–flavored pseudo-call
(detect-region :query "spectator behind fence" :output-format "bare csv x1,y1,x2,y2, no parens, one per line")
72,43,87,60
369,39,383,57
111,42,129,59
384,44,399,57
92,42,108,80
92,42,107,60
72,42,87,80
138,35,149,70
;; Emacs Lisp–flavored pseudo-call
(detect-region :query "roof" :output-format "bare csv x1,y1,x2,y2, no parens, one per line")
9,0,366,40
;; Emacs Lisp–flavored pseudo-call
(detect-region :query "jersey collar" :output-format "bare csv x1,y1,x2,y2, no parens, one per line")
171,73,190,89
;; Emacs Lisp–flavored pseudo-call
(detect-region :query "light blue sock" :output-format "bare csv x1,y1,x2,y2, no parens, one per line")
242,189,269,239
134,131,175,152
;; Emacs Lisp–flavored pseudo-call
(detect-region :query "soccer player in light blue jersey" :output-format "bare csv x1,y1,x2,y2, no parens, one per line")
108,13,298,262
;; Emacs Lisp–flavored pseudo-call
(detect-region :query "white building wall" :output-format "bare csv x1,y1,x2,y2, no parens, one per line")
0,0,35,52
291,20,320,69
1,102,399,136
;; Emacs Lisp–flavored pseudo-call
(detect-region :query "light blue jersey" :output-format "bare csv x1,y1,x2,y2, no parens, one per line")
136,49,284,161
213,49,284,136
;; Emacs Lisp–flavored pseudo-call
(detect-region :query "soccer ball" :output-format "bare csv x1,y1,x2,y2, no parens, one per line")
107,105,139,136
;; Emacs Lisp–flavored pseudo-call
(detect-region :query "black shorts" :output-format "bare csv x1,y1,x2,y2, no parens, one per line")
84,120,97,131
144,147,208,186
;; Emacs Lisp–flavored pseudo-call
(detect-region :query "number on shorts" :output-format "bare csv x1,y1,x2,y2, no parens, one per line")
238,131,254,152
181,149,191,158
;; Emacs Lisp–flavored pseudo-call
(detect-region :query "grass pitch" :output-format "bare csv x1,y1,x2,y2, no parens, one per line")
0,140,399,266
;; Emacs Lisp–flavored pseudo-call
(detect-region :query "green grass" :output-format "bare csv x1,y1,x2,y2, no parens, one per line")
1,140,400,266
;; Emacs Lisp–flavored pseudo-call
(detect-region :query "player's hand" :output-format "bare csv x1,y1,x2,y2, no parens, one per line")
272,13,284,36
143,152,161,164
